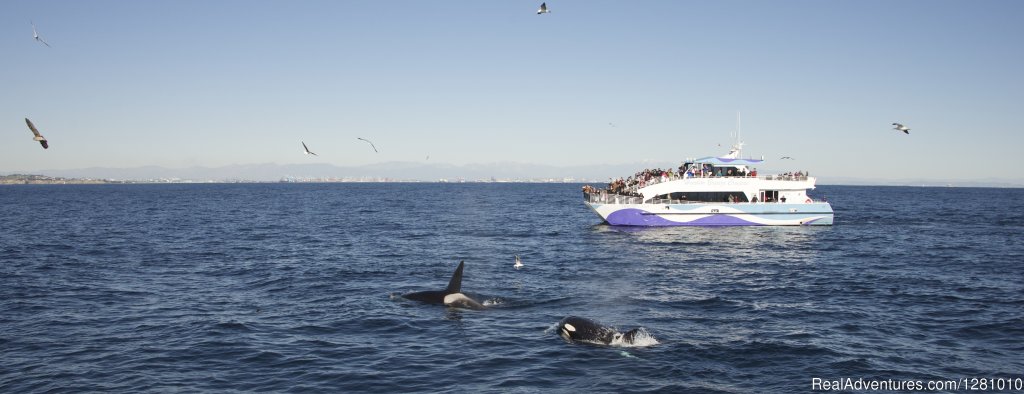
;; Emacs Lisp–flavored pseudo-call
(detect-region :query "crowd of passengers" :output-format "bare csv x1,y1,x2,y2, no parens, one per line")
583,166,810,196
599,165,760,195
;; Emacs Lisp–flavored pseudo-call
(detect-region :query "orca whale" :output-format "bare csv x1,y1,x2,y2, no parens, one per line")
558,316,645,346
402,261,486,310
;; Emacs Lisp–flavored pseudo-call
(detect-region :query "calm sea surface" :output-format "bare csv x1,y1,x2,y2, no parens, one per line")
1,183,1022,393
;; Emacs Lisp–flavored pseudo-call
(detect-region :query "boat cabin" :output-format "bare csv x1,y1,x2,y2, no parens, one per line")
681,156,763,178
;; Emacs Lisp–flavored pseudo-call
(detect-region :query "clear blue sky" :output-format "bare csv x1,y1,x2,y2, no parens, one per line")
3,1,1022,182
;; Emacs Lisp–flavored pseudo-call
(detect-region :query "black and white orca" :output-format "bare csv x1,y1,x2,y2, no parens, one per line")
558,316,645,346
402,261,486,310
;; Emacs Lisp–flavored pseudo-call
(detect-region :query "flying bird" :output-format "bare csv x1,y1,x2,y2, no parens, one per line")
24,118,49,149
537,2,550,14
31,21,51,48
514,255,523,270
608,122,617,128
357,137,379,153
780,156,794,160
302,141,317,156
892,122,910,134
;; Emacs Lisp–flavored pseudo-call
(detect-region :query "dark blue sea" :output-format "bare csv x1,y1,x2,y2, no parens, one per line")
2,183,1022,393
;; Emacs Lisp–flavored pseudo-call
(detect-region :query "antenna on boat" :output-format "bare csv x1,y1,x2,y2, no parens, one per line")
725,111,744,158
736,111,744,148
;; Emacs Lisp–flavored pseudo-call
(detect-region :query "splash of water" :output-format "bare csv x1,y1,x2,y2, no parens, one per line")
610,327,660,348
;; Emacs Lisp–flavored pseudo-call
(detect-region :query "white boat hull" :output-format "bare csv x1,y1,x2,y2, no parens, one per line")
585,201,834,226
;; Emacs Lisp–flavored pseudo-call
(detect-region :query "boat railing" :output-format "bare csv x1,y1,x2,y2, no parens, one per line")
616,174,810,190
761,175,809,181
680,174,809,181
584,192,724,205
585,192,820,205
584,192,644,205
589,175,810,197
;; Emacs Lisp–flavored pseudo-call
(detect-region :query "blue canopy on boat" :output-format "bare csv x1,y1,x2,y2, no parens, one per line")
692,157,764,166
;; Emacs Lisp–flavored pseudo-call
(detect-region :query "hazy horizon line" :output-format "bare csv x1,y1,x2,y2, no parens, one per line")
3,161,1022,188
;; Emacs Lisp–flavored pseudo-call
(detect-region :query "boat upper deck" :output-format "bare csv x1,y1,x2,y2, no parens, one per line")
584,173,818,204
585,136,823,205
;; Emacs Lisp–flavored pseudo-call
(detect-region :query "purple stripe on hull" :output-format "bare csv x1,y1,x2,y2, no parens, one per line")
605,208,759,226
691,215,761,226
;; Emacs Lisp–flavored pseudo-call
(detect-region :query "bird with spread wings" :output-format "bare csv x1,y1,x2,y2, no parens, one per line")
32,21,51,48
25,118,49,149
302,141,318,156
357,137,379,153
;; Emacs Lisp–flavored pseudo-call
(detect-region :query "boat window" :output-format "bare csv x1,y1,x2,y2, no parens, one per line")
663,192,748,203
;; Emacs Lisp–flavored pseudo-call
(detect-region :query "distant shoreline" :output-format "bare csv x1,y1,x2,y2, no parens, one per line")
1,174,123,185
0,174,591,185
3,174,1022,188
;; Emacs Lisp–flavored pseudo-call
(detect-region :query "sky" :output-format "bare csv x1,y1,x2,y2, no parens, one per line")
2,1,1023,183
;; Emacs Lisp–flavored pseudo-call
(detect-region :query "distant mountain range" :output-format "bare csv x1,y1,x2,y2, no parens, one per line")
5,162,1022,187
23,161,678,183
820,177,1024,188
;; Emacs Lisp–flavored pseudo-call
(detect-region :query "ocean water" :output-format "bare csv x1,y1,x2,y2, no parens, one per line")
1,183,1022,393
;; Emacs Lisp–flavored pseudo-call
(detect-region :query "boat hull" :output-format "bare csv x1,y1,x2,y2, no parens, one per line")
585,201,834,226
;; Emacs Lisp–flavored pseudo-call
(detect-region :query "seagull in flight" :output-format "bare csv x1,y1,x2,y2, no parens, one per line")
357,137,379,153
31,21,51,48
514,255,524,270
301,141,318,156
892,122,910,134
24,118,49,149
608,122,617,128
537,2,550,14
780,156,794,160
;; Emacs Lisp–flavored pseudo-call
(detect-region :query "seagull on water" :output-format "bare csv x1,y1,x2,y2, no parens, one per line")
514,255,524,270
31,21,51,48
537,2,550,14
302,141,318,156
24,118,49,149
892,122,910,134
357,137,379,153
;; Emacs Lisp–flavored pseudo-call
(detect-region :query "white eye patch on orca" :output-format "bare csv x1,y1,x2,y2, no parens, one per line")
560,323,577,339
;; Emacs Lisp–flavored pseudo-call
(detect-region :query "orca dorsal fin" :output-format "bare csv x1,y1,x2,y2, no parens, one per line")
445,261,465,294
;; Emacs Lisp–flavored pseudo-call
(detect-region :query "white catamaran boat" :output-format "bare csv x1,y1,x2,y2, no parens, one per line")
583,137,834,226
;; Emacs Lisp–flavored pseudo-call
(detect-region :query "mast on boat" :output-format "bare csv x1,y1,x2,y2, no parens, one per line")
724,111,743,159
